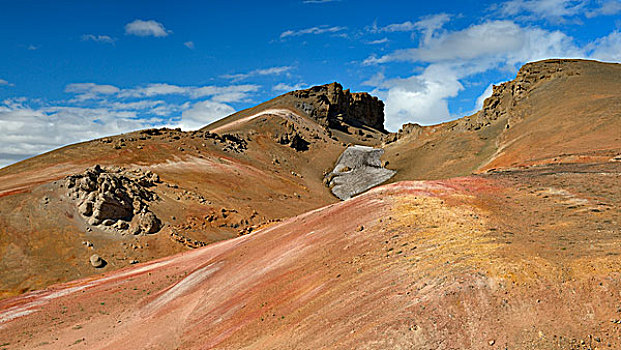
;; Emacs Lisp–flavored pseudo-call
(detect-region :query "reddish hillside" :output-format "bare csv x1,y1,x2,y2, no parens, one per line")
0,161,619,349
383,59,621,180
0,85,385,298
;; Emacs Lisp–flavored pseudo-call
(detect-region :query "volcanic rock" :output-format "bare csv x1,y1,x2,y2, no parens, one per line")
65,165,161,235
288,82,385,131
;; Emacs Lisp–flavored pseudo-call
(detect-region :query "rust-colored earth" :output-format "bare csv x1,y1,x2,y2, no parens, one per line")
0,59,619,349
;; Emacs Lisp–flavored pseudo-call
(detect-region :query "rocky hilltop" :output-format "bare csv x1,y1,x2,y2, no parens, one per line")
457,59,583,131
286,82,385,131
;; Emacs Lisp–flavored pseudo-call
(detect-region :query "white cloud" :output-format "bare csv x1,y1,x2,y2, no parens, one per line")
117,83,187,98
475,83,496,111
280,25,346,39
272,82,307,92
493,0,586,22
179,100,235,130
81,34,116,44
414,13,452,44
368,13,450,41
68,83,260,102
587,30,621,61
378,21,416,33
184,41,195,49
125,19,170,37
367,38,389,45
0,79,13,87
222,65,293,81
586,0,621,17
366,20,582,65
367,65,463,130
65,83,120,101
27,45,38,51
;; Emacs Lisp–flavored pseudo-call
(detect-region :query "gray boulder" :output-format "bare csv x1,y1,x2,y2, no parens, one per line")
325,145,396,200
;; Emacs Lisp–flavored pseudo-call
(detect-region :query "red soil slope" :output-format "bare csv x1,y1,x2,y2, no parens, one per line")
1,161,618,349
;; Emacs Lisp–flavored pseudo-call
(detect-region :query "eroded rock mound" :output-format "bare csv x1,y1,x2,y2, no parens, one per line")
65,165,162,235
288,82,385,131
325,145,396,200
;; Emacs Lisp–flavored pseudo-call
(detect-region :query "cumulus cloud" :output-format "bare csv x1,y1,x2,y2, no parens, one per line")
179,100,235,130
280,25,346,39
365,20,581,65
0,79,13,87
366,65,463,130
184,41,195,49
475,83,497,111
587,30,621,61
125,19,170,37
222,66,293,81
81,34,116,44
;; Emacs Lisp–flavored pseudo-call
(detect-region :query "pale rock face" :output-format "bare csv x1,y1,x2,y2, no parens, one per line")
325,145,396,200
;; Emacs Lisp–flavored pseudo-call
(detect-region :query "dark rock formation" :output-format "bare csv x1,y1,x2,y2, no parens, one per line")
65,165,162,235
288,82,385,131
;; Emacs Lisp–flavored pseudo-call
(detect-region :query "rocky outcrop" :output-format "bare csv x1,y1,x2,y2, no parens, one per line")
325,145,396,200
273,121,310,151
288,82,385,131
65,165,162,235
458,59,582,131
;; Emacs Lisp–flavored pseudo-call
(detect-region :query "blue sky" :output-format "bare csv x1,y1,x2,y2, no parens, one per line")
0,0,620,167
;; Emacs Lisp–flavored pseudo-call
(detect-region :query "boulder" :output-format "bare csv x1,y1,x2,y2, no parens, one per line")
325,145,396,200
89,254,105,268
